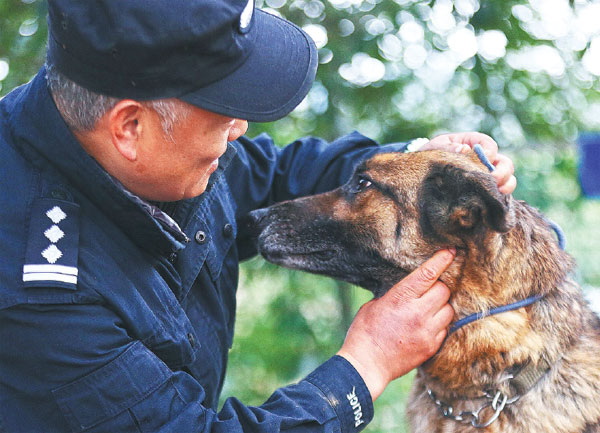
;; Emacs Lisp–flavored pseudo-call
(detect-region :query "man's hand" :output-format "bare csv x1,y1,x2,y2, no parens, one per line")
420,132,517,195
337,249,455,401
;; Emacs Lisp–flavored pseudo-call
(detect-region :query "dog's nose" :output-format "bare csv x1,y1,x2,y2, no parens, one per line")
236,208,271,246
238,207,270,240
247,208,269,227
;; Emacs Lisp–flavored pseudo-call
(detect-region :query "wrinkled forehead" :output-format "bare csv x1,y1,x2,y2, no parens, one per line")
362,150,489,186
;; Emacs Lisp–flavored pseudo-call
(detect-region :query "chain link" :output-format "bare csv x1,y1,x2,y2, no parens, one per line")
427,388,520,428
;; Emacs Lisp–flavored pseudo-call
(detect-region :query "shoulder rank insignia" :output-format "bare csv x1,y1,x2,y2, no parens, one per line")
23,199,80,289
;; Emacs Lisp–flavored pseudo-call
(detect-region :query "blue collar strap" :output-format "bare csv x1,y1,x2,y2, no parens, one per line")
473,144,495,171
448,294,544,335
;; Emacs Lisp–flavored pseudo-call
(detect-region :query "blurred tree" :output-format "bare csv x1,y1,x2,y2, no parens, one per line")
0,1,47,95
2,1,599,431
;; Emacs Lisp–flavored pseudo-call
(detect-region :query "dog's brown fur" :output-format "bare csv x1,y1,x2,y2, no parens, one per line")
246,149,600,432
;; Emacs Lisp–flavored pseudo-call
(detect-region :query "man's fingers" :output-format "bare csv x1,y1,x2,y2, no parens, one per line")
387,249,455,301
445,132,498,159
461,132,498,161
432,303,455,329
490,153,516,194
499,175,517,195
430,306,454,354
491,153,514,187
434,328,448,347
419,281,451,313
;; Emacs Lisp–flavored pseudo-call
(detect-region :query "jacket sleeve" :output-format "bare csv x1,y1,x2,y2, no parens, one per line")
227,131,408,217
0,302,373,433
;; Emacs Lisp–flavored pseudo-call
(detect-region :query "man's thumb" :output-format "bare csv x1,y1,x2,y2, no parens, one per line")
386,249,455,301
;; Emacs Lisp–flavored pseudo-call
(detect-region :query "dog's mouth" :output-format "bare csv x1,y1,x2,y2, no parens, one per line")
293,249,337,261
258,240,414,296
260,247,337,264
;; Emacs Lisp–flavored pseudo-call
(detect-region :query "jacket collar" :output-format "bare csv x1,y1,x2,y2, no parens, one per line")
8,67,236,256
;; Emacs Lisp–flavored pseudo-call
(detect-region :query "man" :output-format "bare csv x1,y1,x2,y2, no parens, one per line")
0,1,516,432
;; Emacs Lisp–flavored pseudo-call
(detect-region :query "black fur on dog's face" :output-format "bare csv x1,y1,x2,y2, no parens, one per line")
243,150,514,297
246,198,406,296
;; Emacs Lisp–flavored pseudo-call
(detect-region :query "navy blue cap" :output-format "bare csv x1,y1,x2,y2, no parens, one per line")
47,0,318,122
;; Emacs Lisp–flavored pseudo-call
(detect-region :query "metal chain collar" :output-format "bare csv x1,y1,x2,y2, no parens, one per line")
427,388,520,428
425,358,553,428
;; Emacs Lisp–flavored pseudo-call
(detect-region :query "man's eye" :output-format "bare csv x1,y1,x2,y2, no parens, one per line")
354,176,373,193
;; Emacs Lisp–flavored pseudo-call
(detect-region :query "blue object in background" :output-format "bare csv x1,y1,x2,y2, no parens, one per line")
578,132,600,198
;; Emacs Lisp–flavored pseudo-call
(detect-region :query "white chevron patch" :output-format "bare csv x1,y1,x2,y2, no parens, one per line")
24,199,80,287
44,225,65,243
41,244,63,264
46,206,67,224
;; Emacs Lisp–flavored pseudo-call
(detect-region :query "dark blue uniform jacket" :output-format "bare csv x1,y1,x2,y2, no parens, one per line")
0,69,406,432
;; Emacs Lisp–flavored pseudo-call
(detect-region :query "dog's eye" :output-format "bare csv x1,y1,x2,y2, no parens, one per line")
353,176,373,193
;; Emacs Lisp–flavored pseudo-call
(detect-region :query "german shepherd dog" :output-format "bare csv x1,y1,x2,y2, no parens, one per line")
245,149,600,432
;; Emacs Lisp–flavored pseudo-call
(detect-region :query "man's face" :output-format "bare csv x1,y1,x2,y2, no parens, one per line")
135,106,248,201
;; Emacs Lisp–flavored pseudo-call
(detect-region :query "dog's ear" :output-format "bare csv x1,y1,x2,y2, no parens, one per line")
420,164,515,241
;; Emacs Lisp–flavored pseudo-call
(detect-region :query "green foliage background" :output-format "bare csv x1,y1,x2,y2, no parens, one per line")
2,1,599,431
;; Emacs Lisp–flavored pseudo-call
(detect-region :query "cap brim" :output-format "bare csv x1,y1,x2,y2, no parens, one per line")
180,9,318,123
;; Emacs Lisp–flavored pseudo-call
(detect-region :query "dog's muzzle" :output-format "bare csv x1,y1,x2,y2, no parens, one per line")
241,208,270,238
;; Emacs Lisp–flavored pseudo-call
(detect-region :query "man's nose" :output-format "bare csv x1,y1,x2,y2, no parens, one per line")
228,119,248,142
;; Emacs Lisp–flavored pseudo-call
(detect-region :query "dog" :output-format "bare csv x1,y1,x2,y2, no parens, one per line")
244,149,600,432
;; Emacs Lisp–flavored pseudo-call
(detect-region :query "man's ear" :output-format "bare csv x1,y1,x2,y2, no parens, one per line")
108,100,143,162
419,164,515,242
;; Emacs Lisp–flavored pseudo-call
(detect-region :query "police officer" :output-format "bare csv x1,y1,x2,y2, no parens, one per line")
0,1,516,431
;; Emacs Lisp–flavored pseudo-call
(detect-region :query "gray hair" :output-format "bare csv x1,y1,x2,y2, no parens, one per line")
45,63,190,140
